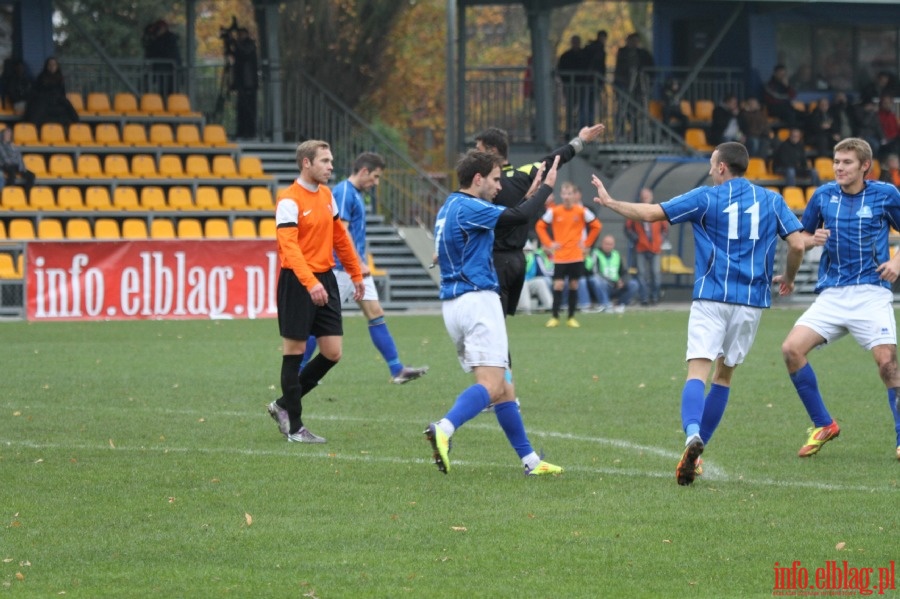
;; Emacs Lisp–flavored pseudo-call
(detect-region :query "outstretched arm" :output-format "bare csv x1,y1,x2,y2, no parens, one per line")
591,174,667,222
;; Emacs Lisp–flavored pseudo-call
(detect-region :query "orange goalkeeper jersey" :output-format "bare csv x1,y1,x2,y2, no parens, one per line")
535,204,601,263
275,179,362,291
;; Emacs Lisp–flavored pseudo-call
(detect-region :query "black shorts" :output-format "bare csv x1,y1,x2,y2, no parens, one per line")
493,249,526,317
553,261,586,281
277,268,343,341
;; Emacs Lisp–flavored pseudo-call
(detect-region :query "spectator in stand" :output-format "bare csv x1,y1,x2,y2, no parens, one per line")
1,58,32,114
0,127,35,191
625,188,669,305
828,91,856,141
558,35,588,137
661,78,689,137
613,32,654,139
876,94,900,161
143,19,181,97
586,234,639,313
805,97,839,158
23,57,79,128
860,70,900,105
854,99,884,158
516,240,553,314
738,97,772,158
581,30,608,126
881,153,900,188
763,65,803,128
772,127,821,188
709,94,742,146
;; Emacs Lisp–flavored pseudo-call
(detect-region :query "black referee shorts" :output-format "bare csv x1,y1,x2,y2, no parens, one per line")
277,268,343,341
493,249,526,317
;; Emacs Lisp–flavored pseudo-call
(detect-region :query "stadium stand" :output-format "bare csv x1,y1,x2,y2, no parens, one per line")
150,219,176,239
65,218,93,239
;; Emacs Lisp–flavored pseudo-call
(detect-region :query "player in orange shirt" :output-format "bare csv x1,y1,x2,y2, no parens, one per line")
266,140,364,444
535,181,601,327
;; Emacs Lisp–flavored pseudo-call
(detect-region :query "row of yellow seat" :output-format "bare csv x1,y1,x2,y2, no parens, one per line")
21,153,269,180
0,216,275,242
69,91,201,118
0,185,275,212
649,99,716,124
9,122,233,148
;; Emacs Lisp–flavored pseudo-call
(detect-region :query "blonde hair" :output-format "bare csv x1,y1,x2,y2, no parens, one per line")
833,137,873,172
295,140,330,170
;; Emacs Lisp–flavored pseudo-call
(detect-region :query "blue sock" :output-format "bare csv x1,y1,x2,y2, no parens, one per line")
445,384,491,429
681,378,706,439
368,317,402,376
699,383,730,445
790,363,832,427
889,388,900,446
494,401,534,459
300,336,317,372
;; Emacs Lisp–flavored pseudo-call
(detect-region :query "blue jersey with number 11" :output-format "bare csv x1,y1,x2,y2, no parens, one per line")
661,178,802,308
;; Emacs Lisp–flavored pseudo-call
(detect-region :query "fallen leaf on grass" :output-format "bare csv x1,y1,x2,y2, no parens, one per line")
244,513,253,526
108,439,115,449
662,539,672,544
835,541,846,550
12,411,20,417
450,526,467,532
168,497,176,504
15,573,24,581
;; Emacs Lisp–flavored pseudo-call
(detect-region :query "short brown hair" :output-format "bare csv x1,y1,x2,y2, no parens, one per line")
715,142,749,177
296,140,330,170
456,150,502,188
834,137,873,170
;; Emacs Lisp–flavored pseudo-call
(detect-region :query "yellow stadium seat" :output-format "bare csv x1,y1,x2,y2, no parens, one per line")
680,100,694,121
149,123,176,146
745,157,779,182
684,127,713,152
122,123,148,146
177,218,203,239
37,218,64,240
94,123,123,146
94,218,120,239
130,154,158,178
185,155,212,178
40,123,67,145
48,154,76,177
139,93,165,115
67,92,85,113
113,92,139,114
65,218,93,240
85,186,114,210
648,99,663,120
661,254,694,274
23,154,47,177
202,124,232,147
68,123,94,146
56,186,85,210
1,186,28,210
76,154,104,178
176,124,202,146
203,218,230,239
150,219,176,239
867,159,881,180
367,253,387,277
814,157,834,181
221,186,249,210
212,155,239,178
248,186,275,210
29,186,56,210
113,187,140,211
8,218,36,239
140,186,167,211
692,100,714,123
231,218,257,239
805,186,817,202
258,217,275,238
104,154,131,178
167,186,194,210
86,92,113,115
166,93,201,117
239,156,270,178
13,122,38,145
121,218,148,239
194,186,221,210
782,186,807,211
158,154,184,178
0,220,5,239
0,253,18,278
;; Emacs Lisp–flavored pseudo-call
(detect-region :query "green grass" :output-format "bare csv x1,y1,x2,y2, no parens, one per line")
2,309,899,598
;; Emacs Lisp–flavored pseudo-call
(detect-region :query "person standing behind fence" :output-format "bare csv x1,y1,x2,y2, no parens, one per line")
229,27,259,139
591,142,807,486
143,19,181,98
613,32,654,140
266,140,364,444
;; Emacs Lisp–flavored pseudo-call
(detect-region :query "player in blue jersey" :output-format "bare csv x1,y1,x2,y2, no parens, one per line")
591,142,808,485
300,152,428,384
424,150,565,476
781,137,900,461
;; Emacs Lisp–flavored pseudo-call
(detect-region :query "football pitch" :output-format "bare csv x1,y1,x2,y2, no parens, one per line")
2,308,898,598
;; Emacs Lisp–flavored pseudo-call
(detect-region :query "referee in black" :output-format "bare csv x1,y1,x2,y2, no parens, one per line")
475,123,606,317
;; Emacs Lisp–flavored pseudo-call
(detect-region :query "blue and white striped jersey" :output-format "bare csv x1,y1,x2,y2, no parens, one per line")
331,179,367,271
802,180,900,293
662,178,802,308
434,192,505,300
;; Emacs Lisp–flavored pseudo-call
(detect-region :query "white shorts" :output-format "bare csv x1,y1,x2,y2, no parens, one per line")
686,300,763,367
442,290,509,372
334,269,379,303
796,285,896,351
